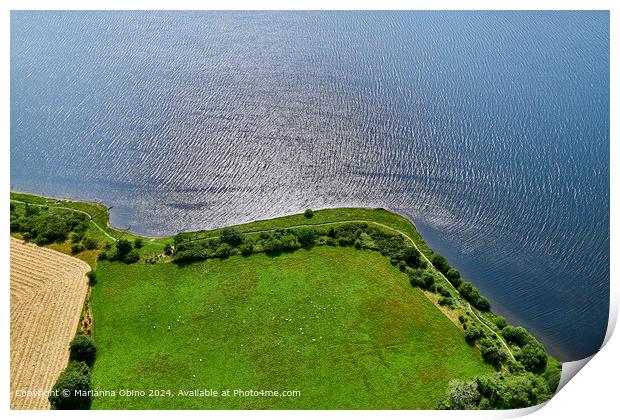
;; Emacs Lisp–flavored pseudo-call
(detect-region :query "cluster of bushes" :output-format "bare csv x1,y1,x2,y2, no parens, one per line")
458,282,491,311
461,320,551,389
479,338,508,368
172,224,426,274
408,270,454,307
49,335,97,410
86,271,97,286
9,202,114,257
463,325,507,368
437,372,552,410
430,253,491,312
98,239,140,264
438,322,561,409
492,315,508,330
408,270,436,290
69,234,100,255
49,361,91,410
437,296,454,308
10,204,90,246
464,325,486,344
501,326,548,373
173,227,250,263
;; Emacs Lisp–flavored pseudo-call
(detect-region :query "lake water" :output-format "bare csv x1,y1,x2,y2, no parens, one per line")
10,11,609,361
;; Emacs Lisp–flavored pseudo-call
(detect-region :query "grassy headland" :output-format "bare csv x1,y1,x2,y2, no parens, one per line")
10,191,561,409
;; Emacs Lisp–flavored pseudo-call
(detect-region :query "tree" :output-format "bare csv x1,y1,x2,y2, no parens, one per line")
476,373,550,409
475,296,491,311
304,208,314,218
479,338,507,367
431,253,450,273
49,362,91,410
438,296,453,307
69,335,96,366
86,271,96,286
493,316,507,330
214,243,234,258
420,272,435,290
83,237,98,250
446,267,460,280
296,228,318,247
123,249,140,264
501,326,530,347
409,271,424,288
436,286,451,297
464,326,486,345
134,238,144,249
437,379,481,409
164,243,173,255
446,268,461,286
458,281,475,299
516,342,548,373
239,242,254,256
403,247,421,268
115,239,132,258
220,228,243,247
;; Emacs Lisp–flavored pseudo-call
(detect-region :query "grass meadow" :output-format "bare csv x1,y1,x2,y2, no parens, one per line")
90,247,492,409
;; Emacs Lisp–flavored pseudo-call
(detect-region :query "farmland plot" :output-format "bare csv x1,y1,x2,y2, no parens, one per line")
10,238,90,410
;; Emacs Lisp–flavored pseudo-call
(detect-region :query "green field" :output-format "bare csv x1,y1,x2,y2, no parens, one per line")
10,191,560,409
90,246,493,409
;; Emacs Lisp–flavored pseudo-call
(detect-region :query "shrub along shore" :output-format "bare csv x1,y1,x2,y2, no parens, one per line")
10,191,561,410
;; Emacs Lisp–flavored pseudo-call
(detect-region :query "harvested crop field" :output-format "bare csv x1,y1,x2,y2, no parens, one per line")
10,237,90,410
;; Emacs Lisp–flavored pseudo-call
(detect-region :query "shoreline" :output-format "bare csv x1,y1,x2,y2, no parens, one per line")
10,189,433,254
10,189,427,244
10,190,563,409
10,190,564,362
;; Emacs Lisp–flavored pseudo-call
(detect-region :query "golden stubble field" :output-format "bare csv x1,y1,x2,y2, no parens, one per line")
10,237,90,410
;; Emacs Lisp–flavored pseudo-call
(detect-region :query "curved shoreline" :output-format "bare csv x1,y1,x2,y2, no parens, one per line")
10,190,520,358
10,189,561,361
11,190,563,409
10,190,427,244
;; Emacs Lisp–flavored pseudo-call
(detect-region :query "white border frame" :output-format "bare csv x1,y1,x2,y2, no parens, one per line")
2,2,617,419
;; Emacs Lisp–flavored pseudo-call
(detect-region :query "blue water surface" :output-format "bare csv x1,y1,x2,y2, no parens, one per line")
10,11,609,361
